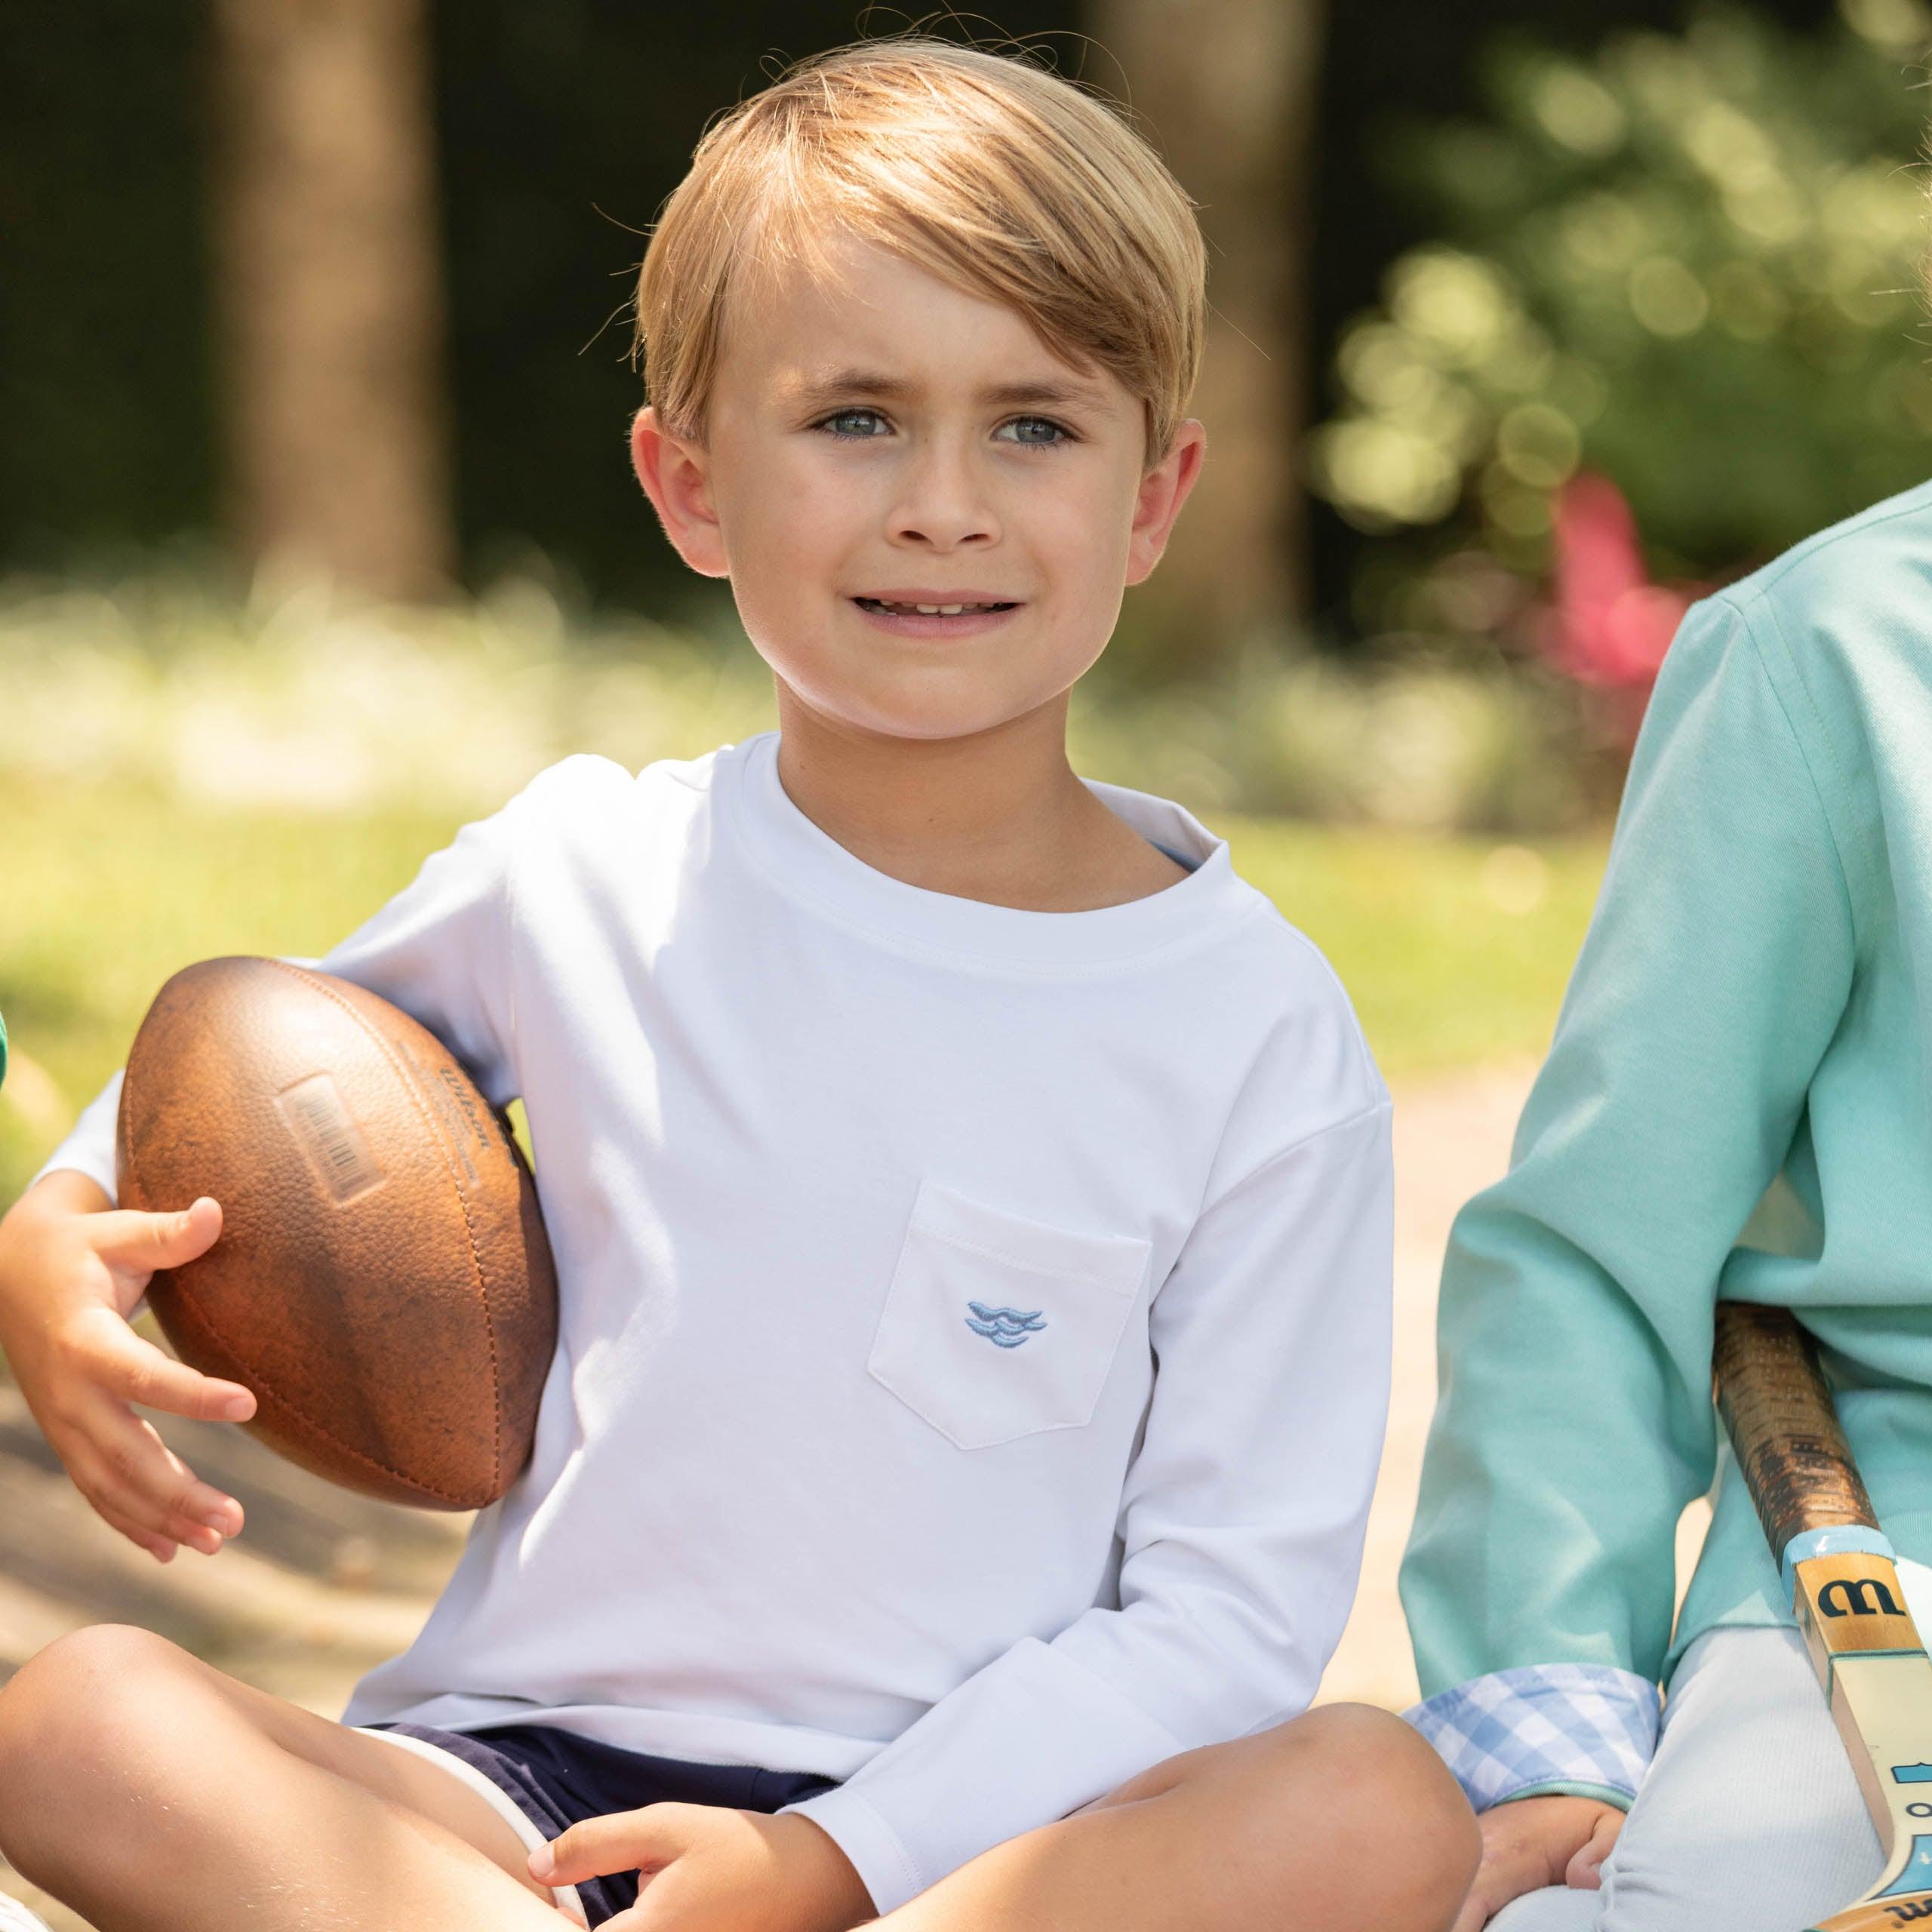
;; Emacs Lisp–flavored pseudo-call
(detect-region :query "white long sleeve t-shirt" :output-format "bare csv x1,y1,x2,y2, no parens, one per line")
39,731,1393,1912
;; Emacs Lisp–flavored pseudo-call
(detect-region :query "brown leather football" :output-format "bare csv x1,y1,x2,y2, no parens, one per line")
114,955,557,1510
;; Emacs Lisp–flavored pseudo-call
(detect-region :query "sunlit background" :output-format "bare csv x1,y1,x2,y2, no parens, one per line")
0,4,1926,1918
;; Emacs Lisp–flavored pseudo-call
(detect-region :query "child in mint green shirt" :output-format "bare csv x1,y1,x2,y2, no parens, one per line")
1402,477,1932,1930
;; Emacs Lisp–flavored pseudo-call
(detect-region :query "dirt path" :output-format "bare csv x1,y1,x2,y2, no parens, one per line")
1315,1059,1537,1712
0,1390,472,1927
0,1060,1546,1926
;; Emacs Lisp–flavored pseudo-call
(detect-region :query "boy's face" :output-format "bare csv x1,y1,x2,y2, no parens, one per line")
630,230,1204,744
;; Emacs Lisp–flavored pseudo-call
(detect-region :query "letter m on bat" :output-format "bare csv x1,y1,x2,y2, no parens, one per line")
1820,1576,1903,1619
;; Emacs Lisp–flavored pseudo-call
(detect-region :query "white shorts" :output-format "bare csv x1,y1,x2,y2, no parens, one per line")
352,1726,590,1925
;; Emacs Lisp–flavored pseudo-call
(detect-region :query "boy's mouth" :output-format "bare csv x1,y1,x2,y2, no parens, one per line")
853,595,1020,616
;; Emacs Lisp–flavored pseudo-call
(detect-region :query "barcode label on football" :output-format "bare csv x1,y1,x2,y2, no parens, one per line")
276,1072,386,1203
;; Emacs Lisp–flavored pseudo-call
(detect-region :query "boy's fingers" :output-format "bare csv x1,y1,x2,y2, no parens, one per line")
1449,1798,1625,1932
598,1885,669,1930
91,1496,178,1564
1564,1810,1623,1890
84,1316,255,1423
531,1807,674,1882
89,1197,223,1271
73,1445,217,1554
64,1423,233,1554
1454,1864,1527,1932
85,1472,225,1558
82,1395,244,1531
1451,1835,1540,1932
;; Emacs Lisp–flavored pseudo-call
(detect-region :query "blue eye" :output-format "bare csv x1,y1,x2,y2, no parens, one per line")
819,408,889,439
995,417,1074,448
813,410,1075,448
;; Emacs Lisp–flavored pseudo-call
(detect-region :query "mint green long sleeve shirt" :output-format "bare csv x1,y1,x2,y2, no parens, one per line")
1401,480,1932,1808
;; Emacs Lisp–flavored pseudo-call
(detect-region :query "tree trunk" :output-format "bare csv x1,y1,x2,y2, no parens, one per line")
207,0,454,600
1089,0,1324,665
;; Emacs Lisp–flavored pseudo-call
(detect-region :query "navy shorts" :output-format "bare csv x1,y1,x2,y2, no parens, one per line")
360,1720,838,1927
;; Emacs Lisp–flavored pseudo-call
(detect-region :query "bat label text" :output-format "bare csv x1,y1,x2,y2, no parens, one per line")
1819,1576,1903,1619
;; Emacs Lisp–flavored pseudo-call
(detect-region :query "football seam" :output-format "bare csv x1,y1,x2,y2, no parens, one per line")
120,983,483,1508
262,959,508,1500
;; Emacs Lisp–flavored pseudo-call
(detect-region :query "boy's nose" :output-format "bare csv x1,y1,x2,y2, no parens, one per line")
888,445,999,549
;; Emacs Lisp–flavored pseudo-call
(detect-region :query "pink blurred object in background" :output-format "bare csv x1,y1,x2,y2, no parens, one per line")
1541,471,1705,746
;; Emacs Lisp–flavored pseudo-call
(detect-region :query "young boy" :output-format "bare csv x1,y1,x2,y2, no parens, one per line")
0,36,1475,1932
1400,477,1932,1931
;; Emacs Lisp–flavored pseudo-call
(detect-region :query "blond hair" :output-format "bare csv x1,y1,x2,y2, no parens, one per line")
632,34,1205,466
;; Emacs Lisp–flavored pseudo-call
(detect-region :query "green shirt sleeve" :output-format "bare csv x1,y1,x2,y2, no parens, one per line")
1401,591,1859,1695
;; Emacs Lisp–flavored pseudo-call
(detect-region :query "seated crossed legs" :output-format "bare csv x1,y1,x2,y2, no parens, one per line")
0,1625,1476,1932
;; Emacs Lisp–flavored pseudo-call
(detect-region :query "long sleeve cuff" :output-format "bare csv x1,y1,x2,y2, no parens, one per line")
29,1069,149,1319
31,1068,125,1204
780,1636,1182,1915
1404,1663,1659,1812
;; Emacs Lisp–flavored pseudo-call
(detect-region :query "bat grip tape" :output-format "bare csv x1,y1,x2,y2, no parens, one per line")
1781,1524,1898,1600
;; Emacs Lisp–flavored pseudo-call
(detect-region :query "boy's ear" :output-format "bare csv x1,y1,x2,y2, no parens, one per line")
629,407,730,579
1124,418,1208,587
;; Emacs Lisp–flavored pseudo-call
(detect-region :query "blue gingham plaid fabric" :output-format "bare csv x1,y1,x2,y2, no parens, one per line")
1404,1663,1660,1812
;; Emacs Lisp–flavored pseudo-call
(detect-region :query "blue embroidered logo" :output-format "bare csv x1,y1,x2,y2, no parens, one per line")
964,1302,1048,1349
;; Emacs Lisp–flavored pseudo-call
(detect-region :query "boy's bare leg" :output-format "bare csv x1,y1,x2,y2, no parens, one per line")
0,1624,575,1932
874,1703,1479,1932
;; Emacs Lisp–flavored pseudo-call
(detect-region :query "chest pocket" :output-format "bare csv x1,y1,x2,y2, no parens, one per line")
868,1178,1152,1451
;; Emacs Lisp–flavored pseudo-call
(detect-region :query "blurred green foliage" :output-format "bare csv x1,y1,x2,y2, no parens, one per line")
0,774,1606,1206
0,565,1615,833
0,784,457,1204
1220,818,1609,1070
0,565,774,814
1312,0,1932,634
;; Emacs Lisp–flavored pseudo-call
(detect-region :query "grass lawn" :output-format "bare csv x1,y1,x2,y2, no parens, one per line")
0,780,1607,1204
1217,815,1607,1075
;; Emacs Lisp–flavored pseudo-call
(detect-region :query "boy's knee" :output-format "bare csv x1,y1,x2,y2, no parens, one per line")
2,1622,186,1733
0,1624,197,1838
1275,1703,1480,1926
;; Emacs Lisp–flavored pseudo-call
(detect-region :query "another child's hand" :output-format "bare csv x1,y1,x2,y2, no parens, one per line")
0,1173,255,1562
528,1803,873,1931
1451,1793,1624,1931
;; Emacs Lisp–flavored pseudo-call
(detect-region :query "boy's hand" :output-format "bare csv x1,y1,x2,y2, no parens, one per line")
0,1174,256,1563
1451,1793,1623,1931
529,1803,873,1931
